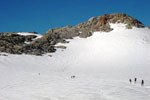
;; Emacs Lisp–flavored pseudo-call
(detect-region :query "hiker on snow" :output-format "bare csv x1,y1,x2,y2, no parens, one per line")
134,78,137,83
129,79,132,83
141,80,144,86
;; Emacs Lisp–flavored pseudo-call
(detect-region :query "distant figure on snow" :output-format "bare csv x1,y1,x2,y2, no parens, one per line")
38,73,40,75
129,79,132,83
134,78,137,83
71,75,75,79
141,80,144,86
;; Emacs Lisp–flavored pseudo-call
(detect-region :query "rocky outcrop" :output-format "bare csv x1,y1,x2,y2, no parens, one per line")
0,13,145,55
0,33,28,54
0,32,56,55
76,13,144,31
37,13,144,51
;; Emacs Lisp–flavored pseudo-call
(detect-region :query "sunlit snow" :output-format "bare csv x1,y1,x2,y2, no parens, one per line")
0,24,150,100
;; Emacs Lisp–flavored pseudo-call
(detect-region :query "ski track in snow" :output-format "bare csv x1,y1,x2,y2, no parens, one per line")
0,24,150,100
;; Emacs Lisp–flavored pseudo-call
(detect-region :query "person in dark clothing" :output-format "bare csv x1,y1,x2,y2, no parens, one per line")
141,80,144,86
134,78,137,83
71,75,75,79
129,79,132,83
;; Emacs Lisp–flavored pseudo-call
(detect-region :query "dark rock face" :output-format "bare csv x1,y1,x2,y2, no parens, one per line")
0,33,56,55
0,33,27,54
0,13,145,55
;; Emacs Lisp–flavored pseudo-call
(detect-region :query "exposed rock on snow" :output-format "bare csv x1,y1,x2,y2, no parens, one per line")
45,13,144,41
0,32,55,55
0,13,146,55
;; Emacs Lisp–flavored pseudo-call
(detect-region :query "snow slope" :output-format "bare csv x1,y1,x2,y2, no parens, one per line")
0,24,150,100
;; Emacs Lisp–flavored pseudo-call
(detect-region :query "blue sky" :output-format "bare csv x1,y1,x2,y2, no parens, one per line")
0,0,149,34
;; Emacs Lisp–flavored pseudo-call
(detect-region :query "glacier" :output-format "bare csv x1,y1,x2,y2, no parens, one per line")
0,23,150,100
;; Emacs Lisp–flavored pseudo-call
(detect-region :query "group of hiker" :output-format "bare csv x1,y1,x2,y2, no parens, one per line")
71,75,76,78
129,78,144,86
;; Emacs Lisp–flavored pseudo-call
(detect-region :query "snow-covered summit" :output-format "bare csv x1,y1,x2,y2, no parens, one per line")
0,13,147,55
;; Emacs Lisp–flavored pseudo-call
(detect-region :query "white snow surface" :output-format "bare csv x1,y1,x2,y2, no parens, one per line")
17,32,42,39
0,23,150,100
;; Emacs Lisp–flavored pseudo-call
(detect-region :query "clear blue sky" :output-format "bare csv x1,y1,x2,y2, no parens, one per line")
0,0,149,34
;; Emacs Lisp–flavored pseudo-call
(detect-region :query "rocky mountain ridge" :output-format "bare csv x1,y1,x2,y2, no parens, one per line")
0,13,146,55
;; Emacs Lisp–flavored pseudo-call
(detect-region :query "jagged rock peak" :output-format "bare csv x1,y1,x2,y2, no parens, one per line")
76,13,144,30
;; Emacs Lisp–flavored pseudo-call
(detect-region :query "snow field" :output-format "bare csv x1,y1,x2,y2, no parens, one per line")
0,23,150,100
